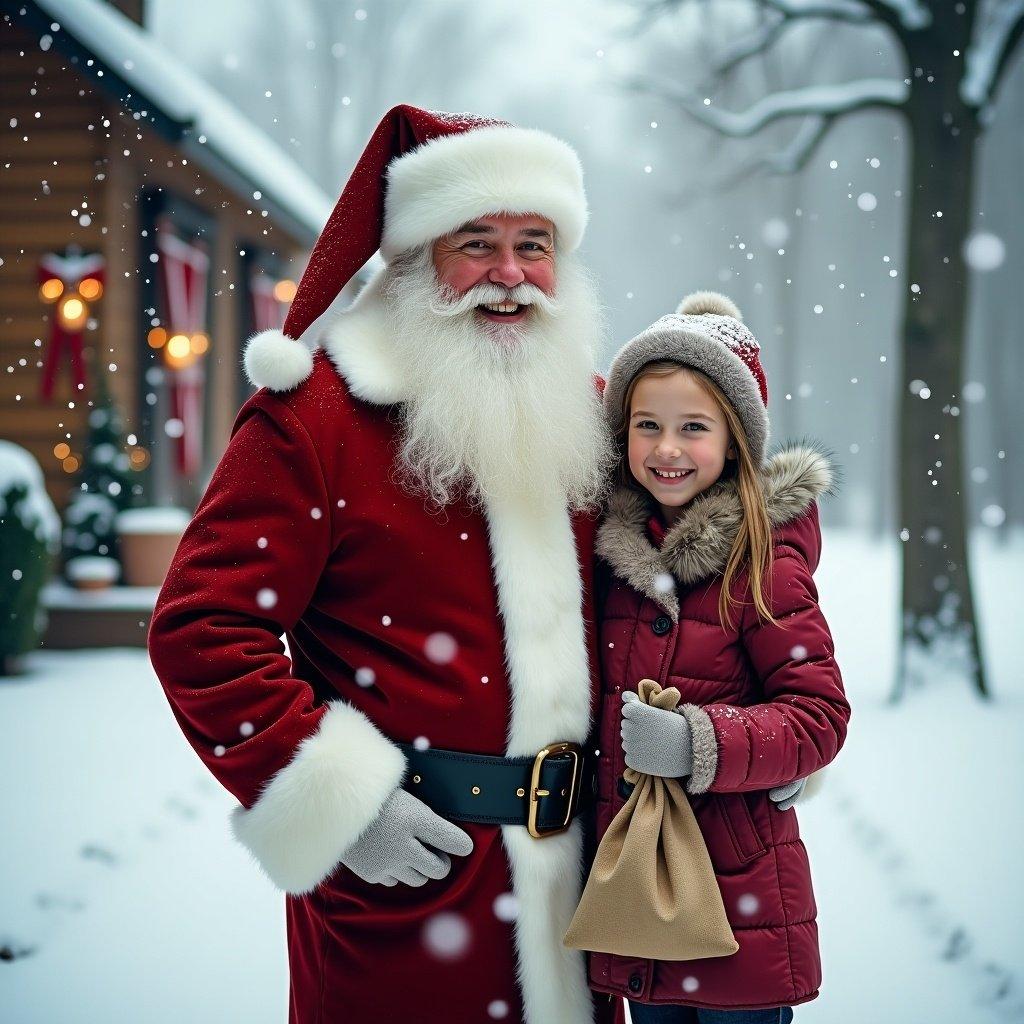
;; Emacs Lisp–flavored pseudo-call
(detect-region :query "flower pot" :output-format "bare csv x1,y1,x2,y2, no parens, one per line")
116,507,191,587
65,555,120,591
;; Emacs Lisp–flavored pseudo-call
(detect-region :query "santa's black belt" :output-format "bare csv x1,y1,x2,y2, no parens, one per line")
397,741,593,838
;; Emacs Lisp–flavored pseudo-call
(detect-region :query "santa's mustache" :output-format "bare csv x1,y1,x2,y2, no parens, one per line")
429,280,559,319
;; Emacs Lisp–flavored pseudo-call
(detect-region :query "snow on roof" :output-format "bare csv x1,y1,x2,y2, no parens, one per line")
27,0,333,243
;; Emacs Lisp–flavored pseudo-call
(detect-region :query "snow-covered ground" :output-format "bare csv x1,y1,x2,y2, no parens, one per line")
1,530,1021,1023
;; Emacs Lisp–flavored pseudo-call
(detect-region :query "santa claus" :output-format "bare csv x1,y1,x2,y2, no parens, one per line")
148,106,616,1023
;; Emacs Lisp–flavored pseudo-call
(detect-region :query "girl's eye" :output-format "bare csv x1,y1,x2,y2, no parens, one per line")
682,422,708,432
634,420,658,431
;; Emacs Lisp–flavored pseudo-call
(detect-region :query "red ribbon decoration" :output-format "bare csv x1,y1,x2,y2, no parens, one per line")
37,251,105,401
156,223,210,477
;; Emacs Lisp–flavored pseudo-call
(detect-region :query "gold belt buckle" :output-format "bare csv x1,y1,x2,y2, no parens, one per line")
527,741,583,838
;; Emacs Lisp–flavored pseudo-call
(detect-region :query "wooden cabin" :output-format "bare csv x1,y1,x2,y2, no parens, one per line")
0,0,331,515
1,0,333,648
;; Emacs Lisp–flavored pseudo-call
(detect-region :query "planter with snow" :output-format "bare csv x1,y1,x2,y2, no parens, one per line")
116,507,191,587
65,556,121,591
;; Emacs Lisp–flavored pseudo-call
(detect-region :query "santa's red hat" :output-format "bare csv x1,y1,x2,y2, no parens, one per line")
245,104,589,392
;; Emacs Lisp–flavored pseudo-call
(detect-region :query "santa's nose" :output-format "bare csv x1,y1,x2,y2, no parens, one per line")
487,253,526,289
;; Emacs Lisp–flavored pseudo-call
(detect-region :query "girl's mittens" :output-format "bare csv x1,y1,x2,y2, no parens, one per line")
620,690,694,778
768,777,806,811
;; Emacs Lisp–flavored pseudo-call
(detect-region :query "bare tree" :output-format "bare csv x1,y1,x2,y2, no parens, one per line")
626,0,1023,698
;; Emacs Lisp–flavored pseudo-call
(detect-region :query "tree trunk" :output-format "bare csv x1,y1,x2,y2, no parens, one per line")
894,23,988,699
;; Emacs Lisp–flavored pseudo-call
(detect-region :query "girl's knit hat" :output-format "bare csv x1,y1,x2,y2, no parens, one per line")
603,291,770,466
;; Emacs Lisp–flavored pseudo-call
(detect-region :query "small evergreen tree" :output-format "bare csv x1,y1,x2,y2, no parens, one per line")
61,366,135,576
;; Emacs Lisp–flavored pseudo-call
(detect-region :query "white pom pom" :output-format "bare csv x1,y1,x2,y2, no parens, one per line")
676,290,743,321
244,330,315,392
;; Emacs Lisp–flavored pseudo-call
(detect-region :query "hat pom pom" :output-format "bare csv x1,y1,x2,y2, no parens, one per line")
244,329,315,392
677,290,743,321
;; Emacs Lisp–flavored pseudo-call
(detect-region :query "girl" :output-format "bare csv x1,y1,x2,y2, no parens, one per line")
588,292,851,1023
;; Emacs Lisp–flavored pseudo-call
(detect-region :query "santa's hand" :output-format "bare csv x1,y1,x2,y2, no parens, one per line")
620,690,694,778
340,788,474,887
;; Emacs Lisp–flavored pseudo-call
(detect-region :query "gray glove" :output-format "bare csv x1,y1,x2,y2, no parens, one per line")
769,778,807,811
620,690,693,778
340,787,474,887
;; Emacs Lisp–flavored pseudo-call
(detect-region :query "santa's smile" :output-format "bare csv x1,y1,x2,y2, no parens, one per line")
649,466,695,485
477,302,528,323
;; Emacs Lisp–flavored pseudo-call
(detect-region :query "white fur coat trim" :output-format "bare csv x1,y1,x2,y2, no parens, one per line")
230,701,406,895
382,125,588,258
320,268,408,405
486,489,595,1024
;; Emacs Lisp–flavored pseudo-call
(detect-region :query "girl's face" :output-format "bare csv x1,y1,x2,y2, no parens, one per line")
627,370,734,522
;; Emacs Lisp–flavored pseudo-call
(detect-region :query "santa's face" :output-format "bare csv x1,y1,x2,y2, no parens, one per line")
431,213,556,330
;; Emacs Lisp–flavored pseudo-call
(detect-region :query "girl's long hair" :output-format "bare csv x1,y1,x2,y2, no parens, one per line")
616,360,774,630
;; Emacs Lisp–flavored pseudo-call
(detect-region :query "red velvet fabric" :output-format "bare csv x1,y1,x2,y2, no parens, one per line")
148,352,613,1023
588,505,851,1011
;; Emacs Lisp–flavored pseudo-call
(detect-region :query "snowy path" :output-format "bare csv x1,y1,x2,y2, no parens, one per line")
2,531,1021,1022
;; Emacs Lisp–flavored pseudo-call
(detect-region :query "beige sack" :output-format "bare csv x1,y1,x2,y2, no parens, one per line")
564,679,738,961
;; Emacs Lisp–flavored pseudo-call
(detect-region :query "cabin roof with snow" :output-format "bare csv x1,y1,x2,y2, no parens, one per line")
13,0,333,244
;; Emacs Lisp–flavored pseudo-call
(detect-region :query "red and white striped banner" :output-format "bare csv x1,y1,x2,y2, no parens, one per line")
156,224,209,477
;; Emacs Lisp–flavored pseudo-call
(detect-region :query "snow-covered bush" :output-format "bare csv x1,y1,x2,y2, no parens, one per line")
0,442,60,675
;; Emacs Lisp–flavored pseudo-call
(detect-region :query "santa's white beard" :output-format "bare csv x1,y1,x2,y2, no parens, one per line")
380,248,613,512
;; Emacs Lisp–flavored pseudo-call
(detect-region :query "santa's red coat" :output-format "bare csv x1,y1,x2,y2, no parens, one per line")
148,275,616,1024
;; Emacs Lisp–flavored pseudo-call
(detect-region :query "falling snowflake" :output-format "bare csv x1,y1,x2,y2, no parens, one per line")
790,645,808,660
239,721,254,738
654,572,674,594
413,736,431,752
681,976,700,993
493,893,519,922
737,893,760,916
857,192,877,212
256,588,277,610
355,667,376,688
422,912,472,962
425,632,458,665
963,232,1005,272
487,1001,509,1020
761,218,789,248
980,505,1005,528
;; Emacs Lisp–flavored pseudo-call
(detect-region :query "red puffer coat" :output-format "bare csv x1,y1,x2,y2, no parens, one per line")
587,445,850,1012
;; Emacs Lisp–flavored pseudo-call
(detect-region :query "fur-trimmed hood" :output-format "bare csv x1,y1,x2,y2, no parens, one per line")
597,444,834,619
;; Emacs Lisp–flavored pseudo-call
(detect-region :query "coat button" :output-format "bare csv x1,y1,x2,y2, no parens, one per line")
652,615,672,636
628,973,643,994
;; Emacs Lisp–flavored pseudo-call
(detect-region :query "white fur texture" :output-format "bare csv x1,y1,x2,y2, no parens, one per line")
488,492,596,1024
244,329,315,392
382,125,588,258
322,269,410,404
503,823,595,1024
230,702,406,895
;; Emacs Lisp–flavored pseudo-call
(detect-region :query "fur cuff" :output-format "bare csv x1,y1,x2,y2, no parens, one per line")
679,704,718,795
230,702,406,894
